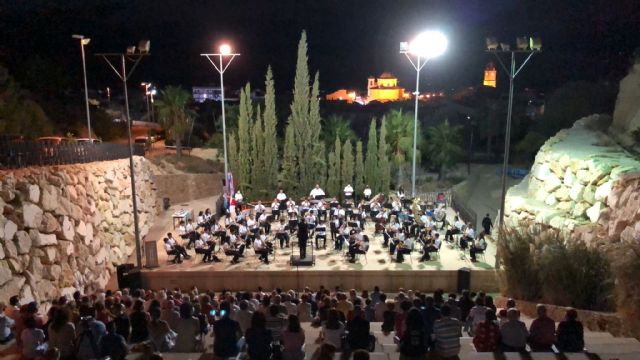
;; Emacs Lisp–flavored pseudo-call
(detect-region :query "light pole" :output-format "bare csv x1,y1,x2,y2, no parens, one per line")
400,31,448,197
487,36,541,267
72,34,92,141
96,40,150,269
201,44,240,197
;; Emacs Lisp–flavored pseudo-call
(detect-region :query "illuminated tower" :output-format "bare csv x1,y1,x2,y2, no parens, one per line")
483,62,497,88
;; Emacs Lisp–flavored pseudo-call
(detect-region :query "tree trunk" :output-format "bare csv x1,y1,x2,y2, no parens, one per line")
486,134,492,156
176,136,182,159
438,163,444,181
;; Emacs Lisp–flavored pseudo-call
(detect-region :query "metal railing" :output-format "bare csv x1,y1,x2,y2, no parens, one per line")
0,140,145,169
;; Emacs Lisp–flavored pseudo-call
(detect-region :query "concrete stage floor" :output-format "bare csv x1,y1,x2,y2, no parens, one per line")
139,196,499,292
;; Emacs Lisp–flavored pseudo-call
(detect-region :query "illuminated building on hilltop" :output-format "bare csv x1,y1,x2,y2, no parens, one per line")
483,62,497,88
367,72,408,102
325,72,414,105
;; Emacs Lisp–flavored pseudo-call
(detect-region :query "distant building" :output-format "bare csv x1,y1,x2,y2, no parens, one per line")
483,63,497,88
367,72,408,102
325,89,357,103
192,86,221,103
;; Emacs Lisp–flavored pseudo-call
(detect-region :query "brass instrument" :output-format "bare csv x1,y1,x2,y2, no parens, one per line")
412,197,425,227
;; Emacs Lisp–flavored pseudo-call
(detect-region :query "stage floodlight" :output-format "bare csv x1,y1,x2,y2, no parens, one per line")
500,43,510,51
516,37,528,51
220,44,232,55
530,37,542,51
126,46,136,55
399,41,410,53
409,30,447,59
486,37,498,51
138,40,150,54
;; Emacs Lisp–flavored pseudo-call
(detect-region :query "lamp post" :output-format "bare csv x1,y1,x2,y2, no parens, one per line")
400,31,448,197
72,34,92,141
141,82,151,121
96,40,150,269
201,44,240,197
487,36,540,268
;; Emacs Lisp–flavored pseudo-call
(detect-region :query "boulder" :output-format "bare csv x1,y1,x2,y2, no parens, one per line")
0,260,12,286
14,231,31,254
42,247,57,264
544,194,557,206
60,216,75,241
0,244,4,260
544,174,563,192
572,202,590,218
595,180,613,202
563,168,575,187
583,185,595,204
20,284,35,304
3,220,17,241
569,183,585,202
0,276,25,304
555,186,571,201
587,202,604,223
22,202,43,229
41,185,59,212
576,169,591,185
28,184,40,203
39,212,61,233
34,232,57,247
3,238,17,259
0,188,15,202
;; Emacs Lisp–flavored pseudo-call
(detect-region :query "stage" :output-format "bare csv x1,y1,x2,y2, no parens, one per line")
139,195,499,292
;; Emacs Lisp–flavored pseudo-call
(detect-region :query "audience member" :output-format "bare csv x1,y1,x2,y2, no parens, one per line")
433,305,462,359
346,306,371,351
0,301,16,344
21,317,46,360
500,308,528,352
319,309,345,350
398,308,428,360
129,299,150,343
528,304,556,352
555,308,584,353
99,321,129,360
281,315,306,360
213,301,242,358
472,309,500,352
245,312,273,360
47,307,75,359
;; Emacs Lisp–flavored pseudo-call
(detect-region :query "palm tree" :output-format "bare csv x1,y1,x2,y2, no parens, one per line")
322,114,356,146
426,119,463,180
384,109,419,186
155,86,196,159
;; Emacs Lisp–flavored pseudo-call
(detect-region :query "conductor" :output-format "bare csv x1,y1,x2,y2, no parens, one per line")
298,218,309,259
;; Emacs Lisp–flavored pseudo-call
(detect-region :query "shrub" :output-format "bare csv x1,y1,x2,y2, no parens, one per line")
498,223,614,311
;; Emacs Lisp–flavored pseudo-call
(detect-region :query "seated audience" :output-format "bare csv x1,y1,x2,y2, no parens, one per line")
398,308,428,359
319,309,345,350
48,307,75,359
129,299,150,343
246,312,273,360
473,309,501,352
281,315,305,360
500,308,528,352
528,304,556,352
99,321,129,360
555,308,584,353
0,301,16,344
21,317,46,360
346,306,371,351
213,302,242,358
433,305,462,359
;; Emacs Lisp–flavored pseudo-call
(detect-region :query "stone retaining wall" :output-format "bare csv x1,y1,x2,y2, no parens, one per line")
153,173,222,208
0,157,157,304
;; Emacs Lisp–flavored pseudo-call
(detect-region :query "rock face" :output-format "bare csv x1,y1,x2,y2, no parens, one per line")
0,157,157,304
610,62,640,152
505,114,640,246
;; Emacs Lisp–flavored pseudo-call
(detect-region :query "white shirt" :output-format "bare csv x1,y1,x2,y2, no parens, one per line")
178,225,187,236
258,213,268,223
343,185,354,195
194,238,206,249
254,237,266,250
164,242,173,252
310,187,325,198
363,188,372,197
403,237,414,249
255,204,266,213
197,215,205,225
247,219,257,229
276,192,287,201
167,237,177,246
186,222,194,232
271,201,279,211
235,192,244,201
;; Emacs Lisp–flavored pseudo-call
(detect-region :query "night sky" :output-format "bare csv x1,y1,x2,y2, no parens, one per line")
1,0,639,95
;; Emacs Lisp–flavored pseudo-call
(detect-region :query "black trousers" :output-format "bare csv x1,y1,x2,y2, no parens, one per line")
299,239,308,258
276,233,290,248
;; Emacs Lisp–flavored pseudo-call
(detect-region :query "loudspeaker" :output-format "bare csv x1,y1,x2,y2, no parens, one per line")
290,255,315,266
125,268,143,291
144,240,159,268
457,267,471,294
116,264,135,289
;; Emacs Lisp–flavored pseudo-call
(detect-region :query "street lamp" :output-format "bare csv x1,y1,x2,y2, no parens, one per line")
487,36,540,268
201,44,240,198
141,82,151,122
72,34,92,141
96,40,150,269
400,30,447,197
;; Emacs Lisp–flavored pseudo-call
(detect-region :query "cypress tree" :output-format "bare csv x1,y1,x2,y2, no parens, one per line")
378,116,391,194
355,141,365,196
228,131,239,182
250,105,264,198
327,136,341,198
281,124,297,192
237,83,253,193
262,66,279,193
341,139,354,192
364,118,379,192
307,72,323,190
